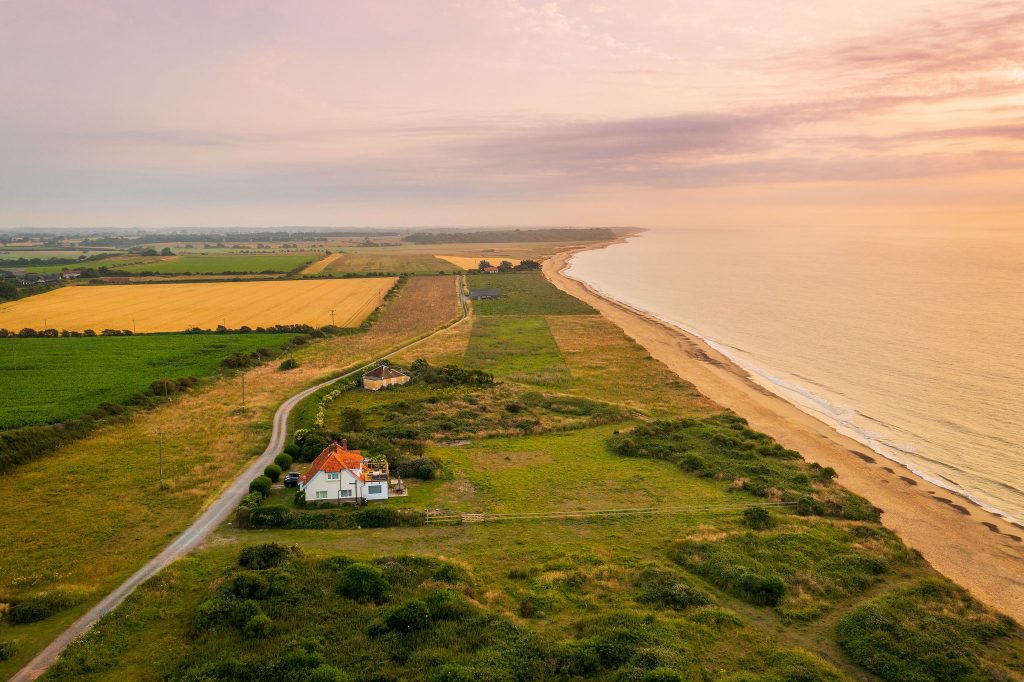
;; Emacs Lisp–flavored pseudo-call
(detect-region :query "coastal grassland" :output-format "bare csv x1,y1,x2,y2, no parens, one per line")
0,334,292,427
309,251,458,275
463,315,571,387
118,252,319,274
467,272,597,315
0,276,459,678
0,277,397,332
547,314,717,418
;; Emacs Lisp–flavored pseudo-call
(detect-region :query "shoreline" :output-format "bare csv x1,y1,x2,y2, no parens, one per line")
544,238,1024,621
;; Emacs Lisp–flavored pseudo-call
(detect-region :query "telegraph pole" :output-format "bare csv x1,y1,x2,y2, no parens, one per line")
329,308,336,327
241,374,246,412
158,429,164,490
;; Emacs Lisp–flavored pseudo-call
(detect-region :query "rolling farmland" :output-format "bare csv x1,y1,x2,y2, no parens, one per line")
305,251,457,275
0,278,397,332
118,252,318,274
0,334,293,427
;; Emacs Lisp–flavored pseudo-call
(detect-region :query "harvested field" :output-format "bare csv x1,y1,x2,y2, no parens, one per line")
302,252,343,274
313,251,457,275
437,255,522,269
0,278,397,332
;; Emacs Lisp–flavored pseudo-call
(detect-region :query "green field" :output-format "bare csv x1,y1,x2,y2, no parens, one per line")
467,272,596,315
315,251,458,275
464,315,571,387
0,334,292,427
119,253,318,274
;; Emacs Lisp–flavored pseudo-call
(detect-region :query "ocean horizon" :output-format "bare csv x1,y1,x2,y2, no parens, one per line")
568,226,1024,526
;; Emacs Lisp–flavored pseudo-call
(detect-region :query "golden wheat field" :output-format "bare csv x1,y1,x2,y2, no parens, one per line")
0,278,397,332
437,255,522,269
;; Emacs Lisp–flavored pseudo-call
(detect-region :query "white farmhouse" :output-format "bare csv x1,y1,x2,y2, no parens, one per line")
299,440,390,504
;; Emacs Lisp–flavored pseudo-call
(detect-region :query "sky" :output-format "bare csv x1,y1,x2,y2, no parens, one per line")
1,0,1022,229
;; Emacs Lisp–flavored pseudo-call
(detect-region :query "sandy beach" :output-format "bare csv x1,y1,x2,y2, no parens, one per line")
545,241,1024,622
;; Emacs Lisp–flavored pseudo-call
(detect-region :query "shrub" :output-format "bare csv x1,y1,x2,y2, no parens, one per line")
5,591,78,624
337,563,390,603
239,491,263,509
636,569,713,610
424,589,471,621
278,357,299,371
229,599,262,628
742,506,775,530
249,475,272,498
234,505,252,530
397,456,438,481
274,452,293,470
251,505,291,528
228,572,270,599
243,613,273,638
385,599,431,632
307,665,345,682
238,543,294,569
264,463,282,482
0,639,17,661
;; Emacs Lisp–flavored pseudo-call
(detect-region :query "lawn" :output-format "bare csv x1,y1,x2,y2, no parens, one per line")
467,272,596,315
306,251,458,275
0,278,397,332
0,334,292,428
463,315,571,387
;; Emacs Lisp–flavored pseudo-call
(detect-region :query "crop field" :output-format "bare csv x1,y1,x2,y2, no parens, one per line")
300,253,343,274
0,277,397,332
464,315,571,387
118,252,318,274
306,251,458,275
436,254,522,269
0,334,293,427
23,255,169,274
0,250,100,262
467,272,597,315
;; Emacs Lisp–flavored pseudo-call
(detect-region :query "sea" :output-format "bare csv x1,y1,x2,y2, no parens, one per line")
567,226,1024,525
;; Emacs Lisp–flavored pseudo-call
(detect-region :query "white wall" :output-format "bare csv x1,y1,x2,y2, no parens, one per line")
302,470,389,502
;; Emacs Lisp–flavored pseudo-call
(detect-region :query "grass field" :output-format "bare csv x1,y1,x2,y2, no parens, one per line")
306,251,458,275
0,276,460,678
0,334,292,427
436,254,522,269
0,278,397,332
467,272,596,315
464,315,571,387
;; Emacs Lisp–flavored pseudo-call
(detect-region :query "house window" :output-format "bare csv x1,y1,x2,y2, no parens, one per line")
326,472,340,480
315,491,327,499
340,489,353,498
367,484,383,494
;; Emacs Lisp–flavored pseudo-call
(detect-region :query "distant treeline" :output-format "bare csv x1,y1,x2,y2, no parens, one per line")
78,231,398,247
404,228,615,244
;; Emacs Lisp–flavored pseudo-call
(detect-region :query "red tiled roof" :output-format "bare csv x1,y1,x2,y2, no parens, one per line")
363,365,407,380
299,441,364,485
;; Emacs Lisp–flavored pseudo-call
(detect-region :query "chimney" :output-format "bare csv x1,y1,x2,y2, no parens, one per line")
342,438,347,450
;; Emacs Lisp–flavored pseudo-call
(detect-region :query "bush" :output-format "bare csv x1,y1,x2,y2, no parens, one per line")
636,569,713,610
243,613,273,638
238,543,294,569
278,357,299,371
249,475,272,498
307,665,346,682
234,505,252,530
274,452,293,470
5,591,78,624
0,639,17,661
228,572,270,599
251,505,291,528
397,457,438,481
424,589,471,621
337,563,391,603
385,599,431,632
742,506,775,530
264,463,282,482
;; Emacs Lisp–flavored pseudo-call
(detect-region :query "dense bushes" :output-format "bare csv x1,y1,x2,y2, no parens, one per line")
238,543,295,570
635,568,714,610
836,578,1019,681
409,358,494,387
0,639,16,661
670,523,913,620
263,463,282,482
248,475,272,498
3,590,80,625
337,563,391,603
246,505,426,530
278,357,299,371
607,413,880,521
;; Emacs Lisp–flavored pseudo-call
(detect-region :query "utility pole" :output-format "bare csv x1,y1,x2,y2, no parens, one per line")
241,374,246,412
132,318,136,334
329,308,336,327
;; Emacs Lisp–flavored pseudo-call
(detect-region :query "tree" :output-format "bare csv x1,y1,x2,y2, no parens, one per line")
160,247,174,256
498,260,514,272
249,475,272,498
478,260,492,270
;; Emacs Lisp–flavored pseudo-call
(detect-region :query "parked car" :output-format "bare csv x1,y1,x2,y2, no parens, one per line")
283,472,301,488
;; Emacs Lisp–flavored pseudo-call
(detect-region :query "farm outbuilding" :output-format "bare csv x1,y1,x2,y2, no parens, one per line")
362,365,410,391
469,288,501,300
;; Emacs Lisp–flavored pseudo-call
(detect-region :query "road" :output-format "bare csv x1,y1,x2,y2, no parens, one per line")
11,276,468,682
